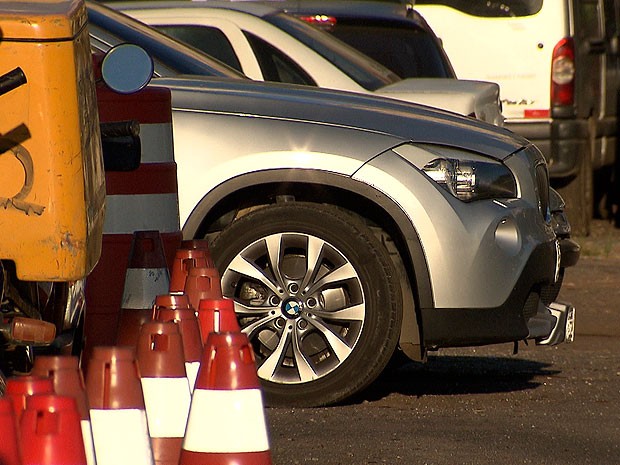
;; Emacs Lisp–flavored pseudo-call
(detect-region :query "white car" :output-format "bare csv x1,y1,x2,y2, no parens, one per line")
415,0,620,235
110,0,504,126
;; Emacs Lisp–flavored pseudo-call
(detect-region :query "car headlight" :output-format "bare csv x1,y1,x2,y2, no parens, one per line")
422,157,517,202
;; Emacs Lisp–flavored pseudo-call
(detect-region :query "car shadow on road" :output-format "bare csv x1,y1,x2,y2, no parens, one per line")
360,353,560,402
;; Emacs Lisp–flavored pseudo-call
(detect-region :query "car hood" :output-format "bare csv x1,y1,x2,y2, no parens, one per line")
153,75,528,160
375,78,504,127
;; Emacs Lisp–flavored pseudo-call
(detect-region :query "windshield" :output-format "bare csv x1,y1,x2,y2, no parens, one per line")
329,20,454,78
265,12,401,91
86,1,246,79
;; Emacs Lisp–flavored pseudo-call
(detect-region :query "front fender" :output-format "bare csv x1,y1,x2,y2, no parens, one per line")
170,107,405,225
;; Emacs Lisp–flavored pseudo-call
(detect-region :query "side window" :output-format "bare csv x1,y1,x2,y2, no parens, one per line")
243,32,316,86
156,25,243,72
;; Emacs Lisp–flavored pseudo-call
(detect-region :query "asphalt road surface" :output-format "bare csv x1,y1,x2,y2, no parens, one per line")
265,221,620,465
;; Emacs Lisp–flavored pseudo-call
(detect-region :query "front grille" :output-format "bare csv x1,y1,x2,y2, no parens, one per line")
535,163,551,222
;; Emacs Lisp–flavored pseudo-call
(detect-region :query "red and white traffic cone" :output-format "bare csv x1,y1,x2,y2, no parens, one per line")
20,394,87,465
183,266,222,311
116,230,171,347
169,246,211,295
30,355,96,465
85,346,154,465
152,294,203,392
196,297,240,344
180,240,215,267
4,375,54,424
0,397,22,465
152,293,194,316
136,321,192,465
179,331,272,465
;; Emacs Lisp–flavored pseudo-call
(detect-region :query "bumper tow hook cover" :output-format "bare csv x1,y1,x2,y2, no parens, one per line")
535,301,576,346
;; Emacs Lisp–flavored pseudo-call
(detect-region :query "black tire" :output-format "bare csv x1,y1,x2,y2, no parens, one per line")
210,202,402,407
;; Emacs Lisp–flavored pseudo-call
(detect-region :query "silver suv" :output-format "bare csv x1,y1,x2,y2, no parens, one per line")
88,1,578,407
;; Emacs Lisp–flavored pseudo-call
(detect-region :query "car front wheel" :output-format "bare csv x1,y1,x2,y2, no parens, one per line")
210,202,402,407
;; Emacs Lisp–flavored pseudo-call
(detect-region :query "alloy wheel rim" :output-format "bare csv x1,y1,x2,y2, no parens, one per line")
221,232,366,384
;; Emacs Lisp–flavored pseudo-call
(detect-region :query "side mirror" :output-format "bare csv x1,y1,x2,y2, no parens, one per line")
101,43,154,94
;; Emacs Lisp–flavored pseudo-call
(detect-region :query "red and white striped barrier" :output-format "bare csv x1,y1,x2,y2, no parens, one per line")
180,331,272,465
0,397,21,465
30,355,96,465
85,84,181,359
20,394,87,465
116,230,171,347
196,297,240,343
136,321,192,465
152,294,203,392
86,346,154,465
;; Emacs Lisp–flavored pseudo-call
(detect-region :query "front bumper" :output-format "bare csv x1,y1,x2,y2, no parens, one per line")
422,238,560,348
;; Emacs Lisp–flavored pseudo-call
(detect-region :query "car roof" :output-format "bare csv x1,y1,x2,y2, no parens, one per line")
266,0,442,36
110,0,415,23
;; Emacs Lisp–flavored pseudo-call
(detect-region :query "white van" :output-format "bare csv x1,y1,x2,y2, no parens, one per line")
416,0,620,234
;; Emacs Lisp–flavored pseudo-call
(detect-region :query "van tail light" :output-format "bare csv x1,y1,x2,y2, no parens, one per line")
297,14,337,32
551,37,575,107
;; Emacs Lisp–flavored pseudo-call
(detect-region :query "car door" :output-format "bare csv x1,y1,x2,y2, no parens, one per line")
598,0,620,168
575,0,604,121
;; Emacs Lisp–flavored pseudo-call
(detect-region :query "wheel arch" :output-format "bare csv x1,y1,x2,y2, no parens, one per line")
183,169,433,360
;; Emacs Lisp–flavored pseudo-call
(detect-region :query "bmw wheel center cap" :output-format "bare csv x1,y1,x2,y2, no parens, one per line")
282,299,302,318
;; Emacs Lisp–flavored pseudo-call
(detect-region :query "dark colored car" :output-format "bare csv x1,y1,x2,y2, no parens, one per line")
242,0,457,80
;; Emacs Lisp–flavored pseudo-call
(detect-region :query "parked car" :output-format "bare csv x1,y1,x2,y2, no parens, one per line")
238,0,457,80
86,1,578,407
414,0,620,235
107,0,504,126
